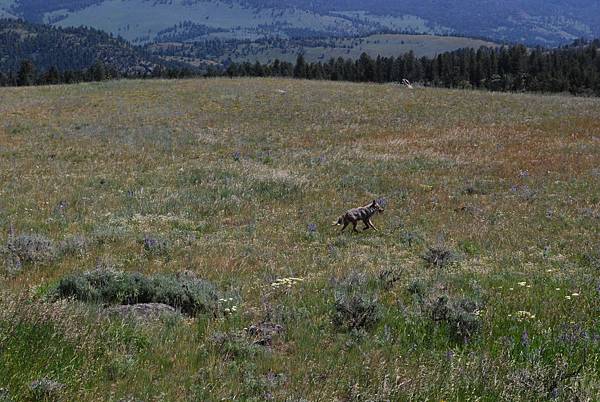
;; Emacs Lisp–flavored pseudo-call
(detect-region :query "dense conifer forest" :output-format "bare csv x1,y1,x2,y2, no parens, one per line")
0,19,189,80
223,40,600,96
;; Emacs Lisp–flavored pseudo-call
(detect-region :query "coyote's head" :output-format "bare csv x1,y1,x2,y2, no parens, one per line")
371,200,385,213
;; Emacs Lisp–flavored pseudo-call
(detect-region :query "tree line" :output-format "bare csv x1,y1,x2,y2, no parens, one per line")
224,40,600,96
2,40,600,96
0,60,196,87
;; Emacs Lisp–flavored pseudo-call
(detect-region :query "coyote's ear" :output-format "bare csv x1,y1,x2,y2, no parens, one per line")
372,200,377,205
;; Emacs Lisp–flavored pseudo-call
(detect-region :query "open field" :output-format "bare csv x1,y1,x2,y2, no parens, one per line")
0,78,599,400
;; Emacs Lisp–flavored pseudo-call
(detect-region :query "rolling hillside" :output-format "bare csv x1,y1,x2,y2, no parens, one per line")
147,33,500,65
1,0,599,45
0,18,165,74
0,78,599,400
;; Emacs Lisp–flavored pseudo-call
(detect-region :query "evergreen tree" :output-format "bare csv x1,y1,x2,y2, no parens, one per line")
89,61,106,81
357,52,375,82
17,60,36,86
44,66,60,85
294,53,307,79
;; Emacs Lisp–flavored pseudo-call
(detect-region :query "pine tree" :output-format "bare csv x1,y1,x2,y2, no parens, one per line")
44,66,60,85
356,52,375,81
89,61,106,81
294,54,307,79
17,60,36,86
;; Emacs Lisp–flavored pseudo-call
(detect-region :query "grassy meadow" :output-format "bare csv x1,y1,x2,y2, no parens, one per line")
222,34,498,63
221,34,498,63
0,78,599,401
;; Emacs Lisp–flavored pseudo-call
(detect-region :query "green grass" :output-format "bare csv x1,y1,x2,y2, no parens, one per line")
0,78,599,400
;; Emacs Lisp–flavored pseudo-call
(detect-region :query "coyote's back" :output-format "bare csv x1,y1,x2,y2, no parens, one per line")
333,200,385,232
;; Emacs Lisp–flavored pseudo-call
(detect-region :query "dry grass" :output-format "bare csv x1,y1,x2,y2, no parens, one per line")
0,78,599,401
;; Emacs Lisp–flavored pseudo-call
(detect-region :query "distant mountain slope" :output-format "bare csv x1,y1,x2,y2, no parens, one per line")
0,18,166,73
147,34,500,66
2,0,598,46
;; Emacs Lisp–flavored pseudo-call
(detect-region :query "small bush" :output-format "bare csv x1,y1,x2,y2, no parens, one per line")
52,269,220,316
337,270,368,286
330,271,382,332
407,278,430,300
505,357,585,400
29,378,64,400
142,234,171,257
246,322,284,347
399,230,424,248
580,247,600,271
332,292,381,332
209,331,261,360
92,225,128,244
422,245,460,269
0,388,13,402
1,246,22,274
510,184,536,202
59,235,89,257
459,240,480,256
377,268,402,290
424,294,483,343
7,234,56,264
462,181,489,195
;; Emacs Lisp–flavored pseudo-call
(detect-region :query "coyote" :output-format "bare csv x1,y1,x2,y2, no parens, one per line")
332,200,385,232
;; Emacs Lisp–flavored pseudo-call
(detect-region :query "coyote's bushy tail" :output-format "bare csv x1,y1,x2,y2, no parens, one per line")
332,216,343,226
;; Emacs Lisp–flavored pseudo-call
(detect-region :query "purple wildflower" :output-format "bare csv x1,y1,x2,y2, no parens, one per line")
520,330,530,347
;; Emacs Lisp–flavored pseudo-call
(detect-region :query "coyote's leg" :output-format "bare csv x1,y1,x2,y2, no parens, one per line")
368,219,378,231
363,220,371,230
341,222,349,232
352,221,359,233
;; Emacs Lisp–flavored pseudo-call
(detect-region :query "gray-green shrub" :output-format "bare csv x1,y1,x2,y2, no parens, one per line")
330,271,381,332
6,234,56,264
424,294,483,343
52,269,220,316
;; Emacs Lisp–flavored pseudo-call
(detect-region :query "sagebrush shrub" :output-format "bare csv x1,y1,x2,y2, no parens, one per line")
53,269,220,316
92,225,128,244
59,235,89,257
332,292,381,332
424,294,483,343
29,378,64,400
330,271,382,332
7,234,56,264
407,278,429,300
581,247,600,271
399,230,424,247
0,387,13,402
422,245,460,269
377,269,402,290
330,271,369,292
505,357,585,400
209,331,261,359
